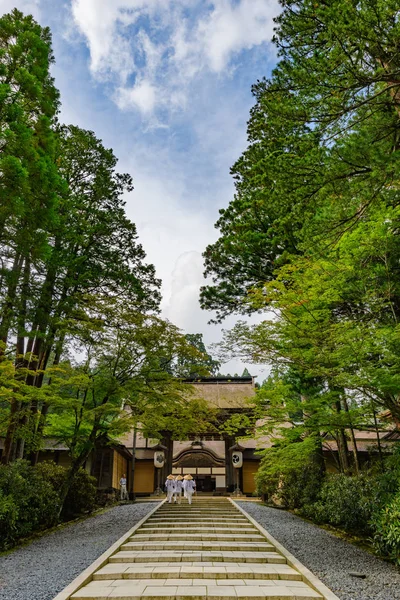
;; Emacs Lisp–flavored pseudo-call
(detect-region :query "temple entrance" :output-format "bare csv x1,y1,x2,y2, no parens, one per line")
196,474,216,493
172,442,226,493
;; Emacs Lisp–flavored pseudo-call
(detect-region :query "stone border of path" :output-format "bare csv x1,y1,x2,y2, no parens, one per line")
231,499,340,600
52,500,166,600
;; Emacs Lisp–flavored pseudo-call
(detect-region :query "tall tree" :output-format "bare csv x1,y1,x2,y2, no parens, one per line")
175,333,220,378
0,9,60,463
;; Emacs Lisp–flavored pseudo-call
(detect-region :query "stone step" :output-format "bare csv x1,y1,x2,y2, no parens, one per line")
131,534,265,542
147,518,248,523
149,511,248,523
157,506,239,513
149,514,246,518
138,527,258,533
110,551,287,564
157,506,233,513
71,579,322,599
121,541,274,552
155,512,238,516
93,562,303,581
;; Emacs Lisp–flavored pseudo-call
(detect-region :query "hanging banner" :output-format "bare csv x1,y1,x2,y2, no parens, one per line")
232,451,243,468
154,451,165,468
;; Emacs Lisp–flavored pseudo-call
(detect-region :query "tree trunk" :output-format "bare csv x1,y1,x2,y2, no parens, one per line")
29,331,67,465
1,397,19,464
57,419,101,518
342,396,360,475
335,401,350,473
0,252,23,349
372,404,385,472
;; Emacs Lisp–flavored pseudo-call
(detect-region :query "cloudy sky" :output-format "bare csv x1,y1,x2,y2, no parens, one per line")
1,0,279,378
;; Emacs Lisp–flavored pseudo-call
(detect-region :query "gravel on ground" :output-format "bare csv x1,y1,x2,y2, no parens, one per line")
0,502,157,600
237,501,400,600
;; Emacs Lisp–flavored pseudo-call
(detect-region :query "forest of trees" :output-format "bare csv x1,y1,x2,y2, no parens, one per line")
201,0,400,563
0,9,217,547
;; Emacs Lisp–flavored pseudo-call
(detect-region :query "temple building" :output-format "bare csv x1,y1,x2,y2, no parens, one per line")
2,375,398,496
118,375,259,496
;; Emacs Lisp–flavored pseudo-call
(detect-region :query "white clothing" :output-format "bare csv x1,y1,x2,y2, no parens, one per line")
173,480,183,504
183,479,196,504
165,479,176,503
120,480,128,501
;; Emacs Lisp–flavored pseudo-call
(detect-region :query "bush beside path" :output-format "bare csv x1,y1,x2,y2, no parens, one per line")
0,502,157,600
238,502,400,600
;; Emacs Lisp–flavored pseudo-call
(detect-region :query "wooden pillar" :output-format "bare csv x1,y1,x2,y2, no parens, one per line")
161,432,173,482
225,436,234,492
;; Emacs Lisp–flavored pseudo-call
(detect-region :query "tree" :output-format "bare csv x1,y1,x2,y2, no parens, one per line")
0,9,61,463
201,1,400,323
45,306,217,512
175,333,220,378
202,0,400,437
0,9,60,347
1,122,161,464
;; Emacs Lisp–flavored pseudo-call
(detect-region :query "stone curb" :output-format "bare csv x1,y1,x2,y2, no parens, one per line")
231,499,340,600
52,500,165,600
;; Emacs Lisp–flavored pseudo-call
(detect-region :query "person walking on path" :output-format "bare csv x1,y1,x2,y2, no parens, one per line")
165,474,176,503
174,475,183,504
183,474,196,505
119,474,129,501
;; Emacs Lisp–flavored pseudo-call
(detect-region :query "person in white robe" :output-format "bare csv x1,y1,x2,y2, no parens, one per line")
165,474,176,503
174,475,184,504
183,474,196,505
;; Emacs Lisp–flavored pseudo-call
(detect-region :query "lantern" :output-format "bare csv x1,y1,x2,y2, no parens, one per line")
154,451,165,468
232,451,243,469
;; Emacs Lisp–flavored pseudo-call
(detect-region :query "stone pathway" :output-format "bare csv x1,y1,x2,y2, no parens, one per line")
55,498,339,600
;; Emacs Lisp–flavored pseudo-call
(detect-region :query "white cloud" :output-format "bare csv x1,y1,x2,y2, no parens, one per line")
0,0,40,18
70,0,279,115
116,79,157,113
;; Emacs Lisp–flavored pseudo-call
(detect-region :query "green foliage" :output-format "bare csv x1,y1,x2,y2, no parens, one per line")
202,0,400,426
372,492,400,565
0,460,98,550
301,449,400,545
256,435,324,508
35,461,97,519
175,333,220,378
200,0,400,560
0,460,60,549
304,474,379,535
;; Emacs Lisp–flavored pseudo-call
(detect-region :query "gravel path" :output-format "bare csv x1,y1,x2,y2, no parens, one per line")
0,502,157,600
237,502,400,600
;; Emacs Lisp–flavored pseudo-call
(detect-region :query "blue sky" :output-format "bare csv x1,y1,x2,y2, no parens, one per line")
1,0,280,377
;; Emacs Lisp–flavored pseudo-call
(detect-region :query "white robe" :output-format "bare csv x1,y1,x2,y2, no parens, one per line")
183,479,196,504
165,479,176,503
174,480,183,503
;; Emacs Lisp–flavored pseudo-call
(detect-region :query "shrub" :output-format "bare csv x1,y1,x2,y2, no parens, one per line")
0,460,60,550
63,467,97,518
303,473,379,535
372,492,400,565
256,437,324,509
0,460,98,550
35,461,97,519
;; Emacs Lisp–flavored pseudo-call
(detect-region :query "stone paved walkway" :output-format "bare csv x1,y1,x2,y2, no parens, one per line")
55,498,339,600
